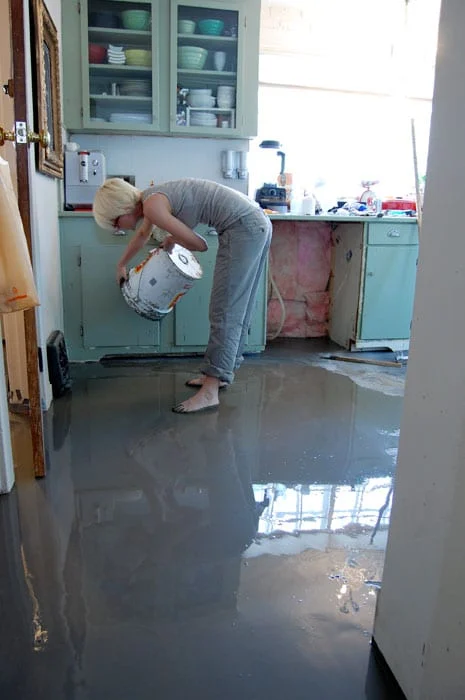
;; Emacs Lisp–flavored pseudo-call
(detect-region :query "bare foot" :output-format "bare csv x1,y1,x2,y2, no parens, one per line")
173,377,220,414
185,375,228,390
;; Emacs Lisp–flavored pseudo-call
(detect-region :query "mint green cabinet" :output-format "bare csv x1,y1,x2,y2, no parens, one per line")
170,0,259,136
329,220,419,352
359,244,418,341
62,0,260,138
80,246,160,347
59,215,267,361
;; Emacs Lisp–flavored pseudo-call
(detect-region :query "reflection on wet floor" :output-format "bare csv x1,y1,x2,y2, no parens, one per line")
0,345,406,699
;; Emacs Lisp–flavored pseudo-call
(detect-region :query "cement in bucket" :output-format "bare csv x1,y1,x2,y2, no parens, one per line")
121,244,203,321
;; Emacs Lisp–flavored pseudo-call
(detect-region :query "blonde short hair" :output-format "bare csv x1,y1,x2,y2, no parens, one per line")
93,178,141,230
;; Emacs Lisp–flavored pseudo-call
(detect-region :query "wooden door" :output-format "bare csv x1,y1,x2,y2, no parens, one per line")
0,0,46,484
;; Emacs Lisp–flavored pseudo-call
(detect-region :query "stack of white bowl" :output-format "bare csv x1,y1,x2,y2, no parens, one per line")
107,44,126,65
187,89,216,108
216,85,235,108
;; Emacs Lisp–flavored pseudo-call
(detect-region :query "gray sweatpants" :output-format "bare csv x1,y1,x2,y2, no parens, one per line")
200,209,272,384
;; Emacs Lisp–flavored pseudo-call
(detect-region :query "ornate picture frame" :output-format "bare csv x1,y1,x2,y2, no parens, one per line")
32,0,63,178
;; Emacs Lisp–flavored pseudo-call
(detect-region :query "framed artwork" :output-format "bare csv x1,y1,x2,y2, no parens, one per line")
32,0,63,178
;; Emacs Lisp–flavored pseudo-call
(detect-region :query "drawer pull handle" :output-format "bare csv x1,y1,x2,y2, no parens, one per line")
387,230,400,238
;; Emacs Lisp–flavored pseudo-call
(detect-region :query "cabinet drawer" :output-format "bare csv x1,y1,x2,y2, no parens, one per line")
367,222,418,246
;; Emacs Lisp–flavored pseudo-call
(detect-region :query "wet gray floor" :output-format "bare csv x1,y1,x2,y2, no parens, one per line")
0,340,406,699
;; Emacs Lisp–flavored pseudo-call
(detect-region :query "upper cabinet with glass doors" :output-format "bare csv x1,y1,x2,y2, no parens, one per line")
62,0,260,137
83,0,161,130
63,0,165,132
171,0,259,136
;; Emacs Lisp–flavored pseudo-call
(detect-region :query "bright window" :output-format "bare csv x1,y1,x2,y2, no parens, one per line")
251,0,441,205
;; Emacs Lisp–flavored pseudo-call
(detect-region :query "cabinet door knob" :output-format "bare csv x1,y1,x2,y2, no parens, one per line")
367,271,374,277
387,230,400,237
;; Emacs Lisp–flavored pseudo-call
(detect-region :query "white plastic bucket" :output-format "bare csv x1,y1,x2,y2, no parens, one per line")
121,244,203,321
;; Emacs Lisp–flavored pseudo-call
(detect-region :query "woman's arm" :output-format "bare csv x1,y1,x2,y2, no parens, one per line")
143,193,208,252
116,219,153,283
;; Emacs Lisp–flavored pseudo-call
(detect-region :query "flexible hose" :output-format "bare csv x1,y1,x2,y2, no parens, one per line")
267,264,286,340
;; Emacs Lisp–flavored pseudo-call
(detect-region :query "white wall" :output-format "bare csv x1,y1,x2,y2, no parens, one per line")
26,0,64,409
373,2,465,698
69,133,250,195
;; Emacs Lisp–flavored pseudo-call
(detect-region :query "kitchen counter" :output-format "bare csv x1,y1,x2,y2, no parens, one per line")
60,210,417,224
268,213,417,223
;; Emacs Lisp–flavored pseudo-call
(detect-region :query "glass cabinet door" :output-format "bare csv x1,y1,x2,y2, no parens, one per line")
171,1,243,134
83,0,159,130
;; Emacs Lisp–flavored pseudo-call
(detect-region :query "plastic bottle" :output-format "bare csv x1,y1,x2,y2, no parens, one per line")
290,187,303,214
301,190,316,215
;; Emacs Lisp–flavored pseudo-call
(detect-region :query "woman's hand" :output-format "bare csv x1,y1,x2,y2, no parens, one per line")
160,234,175,253
116,264,128,286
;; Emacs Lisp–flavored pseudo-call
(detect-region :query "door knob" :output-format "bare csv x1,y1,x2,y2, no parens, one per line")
0,127,15,145
0,124,50,148
27,129,50,148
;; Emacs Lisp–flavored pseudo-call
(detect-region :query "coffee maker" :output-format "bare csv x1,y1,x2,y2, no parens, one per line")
64,150,106,209
255,140,288,213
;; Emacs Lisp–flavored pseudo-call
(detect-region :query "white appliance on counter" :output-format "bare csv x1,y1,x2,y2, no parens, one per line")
64,150,106,209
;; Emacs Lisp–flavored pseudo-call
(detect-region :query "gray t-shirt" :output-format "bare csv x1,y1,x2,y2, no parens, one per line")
142,178,260,234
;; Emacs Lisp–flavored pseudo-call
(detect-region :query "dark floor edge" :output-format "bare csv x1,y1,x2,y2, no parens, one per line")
371,637,408,699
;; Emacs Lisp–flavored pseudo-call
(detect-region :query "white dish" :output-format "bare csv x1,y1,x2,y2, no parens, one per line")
109,112,152,123
191,118,217,126
188,88,212,96
188,95,215,107
190,111,216,118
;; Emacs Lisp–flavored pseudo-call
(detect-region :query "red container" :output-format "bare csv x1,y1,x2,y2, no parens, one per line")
88,43,106,64
382,199,416,211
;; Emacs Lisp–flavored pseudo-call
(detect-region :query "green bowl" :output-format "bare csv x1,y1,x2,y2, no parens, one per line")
121,10,150,30
197,18,224,35
177,47,208,70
